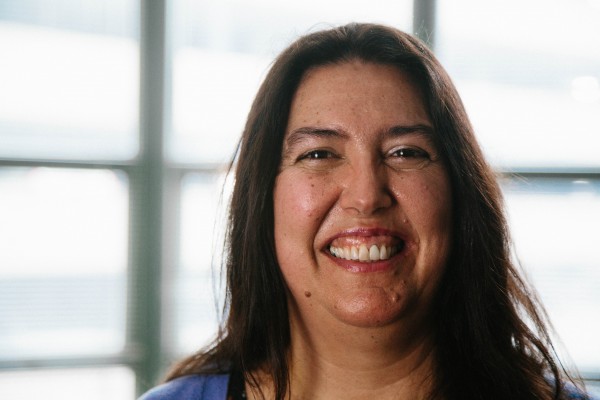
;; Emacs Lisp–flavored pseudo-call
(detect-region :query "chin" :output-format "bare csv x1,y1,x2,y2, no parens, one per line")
329,288,417,328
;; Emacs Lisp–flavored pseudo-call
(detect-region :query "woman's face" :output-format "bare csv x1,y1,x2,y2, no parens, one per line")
273,61,452,329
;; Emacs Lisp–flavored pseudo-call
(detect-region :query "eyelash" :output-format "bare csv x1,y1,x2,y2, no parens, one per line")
298,149,337,161
294,146,433,169
388,146,431,160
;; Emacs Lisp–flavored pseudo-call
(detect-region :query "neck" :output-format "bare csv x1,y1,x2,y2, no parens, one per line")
283,301,437,400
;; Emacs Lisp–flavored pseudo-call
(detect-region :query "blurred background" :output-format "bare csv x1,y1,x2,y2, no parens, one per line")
0,0,599,398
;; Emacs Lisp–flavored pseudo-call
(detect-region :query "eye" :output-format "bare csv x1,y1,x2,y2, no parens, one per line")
386,146,433,170
293,148,342,171
390,147,430,159
298,149,336,161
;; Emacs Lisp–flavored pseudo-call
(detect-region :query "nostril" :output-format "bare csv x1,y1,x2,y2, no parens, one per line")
337,163,394,215
340,182,393,215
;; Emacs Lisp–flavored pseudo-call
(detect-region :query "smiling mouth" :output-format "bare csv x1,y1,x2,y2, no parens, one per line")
328,242,404,262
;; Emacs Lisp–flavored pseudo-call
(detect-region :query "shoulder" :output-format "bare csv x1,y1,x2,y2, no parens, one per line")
138,374,230,400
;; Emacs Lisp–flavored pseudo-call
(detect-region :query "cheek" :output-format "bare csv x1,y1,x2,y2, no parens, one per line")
394,171,453,276
399,172,452,235
421,184,452,234
273,172,337,297
273,172,336,252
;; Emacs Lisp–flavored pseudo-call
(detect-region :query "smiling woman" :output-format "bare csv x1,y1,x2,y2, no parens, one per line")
140,23,595,400
274,62,452,339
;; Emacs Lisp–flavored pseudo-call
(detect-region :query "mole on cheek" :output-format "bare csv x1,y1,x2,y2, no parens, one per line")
304,291,312,298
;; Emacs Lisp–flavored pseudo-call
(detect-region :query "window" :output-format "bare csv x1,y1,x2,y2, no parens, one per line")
437,0,600,383
0,0,138,396
1,1,598,398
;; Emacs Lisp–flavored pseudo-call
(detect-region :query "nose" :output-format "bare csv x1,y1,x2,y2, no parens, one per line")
339,162,394,216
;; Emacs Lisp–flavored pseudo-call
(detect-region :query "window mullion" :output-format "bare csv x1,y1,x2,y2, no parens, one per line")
129,0,169,396
413,0,437,49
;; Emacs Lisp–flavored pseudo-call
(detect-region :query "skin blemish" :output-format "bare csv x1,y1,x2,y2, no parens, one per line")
304,291,312,298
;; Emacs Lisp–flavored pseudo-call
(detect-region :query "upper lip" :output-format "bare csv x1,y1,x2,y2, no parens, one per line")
322,227,408,249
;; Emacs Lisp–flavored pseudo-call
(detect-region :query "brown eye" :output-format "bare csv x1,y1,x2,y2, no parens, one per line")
387,146,433,170
391,147,430,159
299,150,335,160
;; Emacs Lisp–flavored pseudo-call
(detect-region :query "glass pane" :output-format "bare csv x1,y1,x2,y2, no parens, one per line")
0,0,139,160
173,172,231,353
503,177,600,371
0,367,135,400
168,0,413,164
437,0,600,168
587,382,600,397
0,167,129,358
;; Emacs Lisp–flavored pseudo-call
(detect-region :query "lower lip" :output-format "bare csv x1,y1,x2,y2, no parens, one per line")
326,252,402,273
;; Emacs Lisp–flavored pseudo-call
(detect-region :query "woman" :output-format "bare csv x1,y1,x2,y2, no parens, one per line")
141,23,593,400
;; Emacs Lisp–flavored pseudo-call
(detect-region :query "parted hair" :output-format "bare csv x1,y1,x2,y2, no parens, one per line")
167,23,583,400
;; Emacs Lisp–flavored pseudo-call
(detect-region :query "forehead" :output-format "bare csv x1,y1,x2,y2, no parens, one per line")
286,61,431,136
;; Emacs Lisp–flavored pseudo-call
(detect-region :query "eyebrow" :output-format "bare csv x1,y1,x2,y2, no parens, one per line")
284,127,349,150
387,124,435,138
285,124,435,149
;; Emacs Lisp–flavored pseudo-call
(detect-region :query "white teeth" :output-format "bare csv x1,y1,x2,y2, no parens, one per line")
329,243,398,262
379,245,388,259
358,245,369,261
343,247,351,259
369,245,379,261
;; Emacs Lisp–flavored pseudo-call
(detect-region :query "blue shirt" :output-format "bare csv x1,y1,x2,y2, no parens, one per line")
139,373,595,400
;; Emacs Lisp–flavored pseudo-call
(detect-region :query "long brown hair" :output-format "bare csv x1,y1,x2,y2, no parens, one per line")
167,23,584,400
